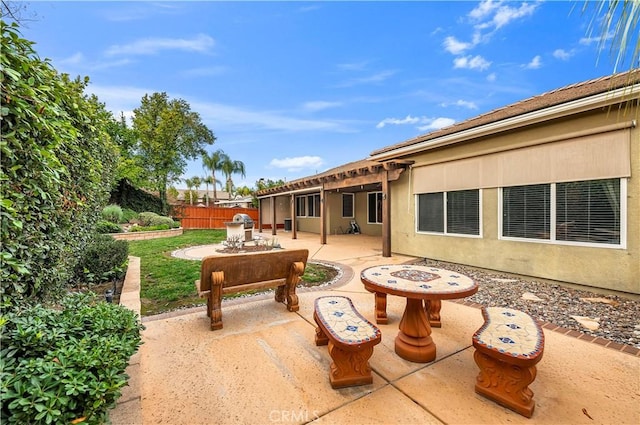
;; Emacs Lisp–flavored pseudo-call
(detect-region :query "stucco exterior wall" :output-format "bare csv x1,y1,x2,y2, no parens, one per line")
390,108,639,294
282,191,383,236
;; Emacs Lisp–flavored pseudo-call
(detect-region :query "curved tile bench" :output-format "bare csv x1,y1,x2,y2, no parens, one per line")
472,307,545,418
314,296,381,389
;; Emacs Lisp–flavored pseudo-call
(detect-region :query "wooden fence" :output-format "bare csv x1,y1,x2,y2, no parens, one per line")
172,205,259,229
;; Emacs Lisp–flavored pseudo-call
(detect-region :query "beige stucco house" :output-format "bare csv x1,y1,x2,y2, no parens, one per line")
256,70,639,295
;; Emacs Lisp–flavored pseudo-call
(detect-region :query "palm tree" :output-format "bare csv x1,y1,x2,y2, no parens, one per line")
202,150,229,202
184,178,195,205
582,1,639,73
203,176,213,206
192,176,202,204
221,157,246,200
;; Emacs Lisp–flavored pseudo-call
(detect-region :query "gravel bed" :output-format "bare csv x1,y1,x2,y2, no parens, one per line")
414,259,640,349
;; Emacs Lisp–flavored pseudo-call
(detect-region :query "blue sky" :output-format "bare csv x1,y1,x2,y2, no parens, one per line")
19,1,632,190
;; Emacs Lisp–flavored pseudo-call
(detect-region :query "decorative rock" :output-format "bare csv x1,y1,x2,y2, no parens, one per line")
570,315,600,331
521,292,543,301
580,297,619,307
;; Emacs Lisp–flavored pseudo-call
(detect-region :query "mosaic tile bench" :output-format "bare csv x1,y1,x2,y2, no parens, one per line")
472,307,545,418
314,296,382,389
195,249,308,330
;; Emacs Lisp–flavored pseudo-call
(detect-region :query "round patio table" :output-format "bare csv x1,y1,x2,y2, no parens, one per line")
360,264,478,363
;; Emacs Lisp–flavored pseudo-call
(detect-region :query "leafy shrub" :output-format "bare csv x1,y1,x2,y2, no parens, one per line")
129,224,170,232
101,204,123,224
137,211,160,227
95,220,123,234
137,212,174,227
121,208,138,223
73,235,129,284
0,292,144,425
128,221,178,232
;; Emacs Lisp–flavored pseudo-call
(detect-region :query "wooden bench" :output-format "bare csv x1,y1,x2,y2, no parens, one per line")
314,296,381,389
472,307,545,418
195,249,308,330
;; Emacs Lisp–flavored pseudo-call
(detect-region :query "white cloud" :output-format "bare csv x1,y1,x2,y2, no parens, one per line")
269,156,324,172
376,115,421,129
191,100,353,133
471,1,539,31
443,36,473,55
524,55,542,69
453,55,491,71
486,72,497,82
580,31,614,46
105,34,215,56
58,52,85,66
336,61,370,71
335,70,397,87
553,49,573,60
417,117,456,131
441,100,478,109
491,2,538,30
302,101,342,112
468,0,500,21
376,115,455,131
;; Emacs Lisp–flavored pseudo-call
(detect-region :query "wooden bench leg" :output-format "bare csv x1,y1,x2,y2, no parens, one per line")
473,350,537,418
275,285,285,303
327,342,374,389
210,271,224,330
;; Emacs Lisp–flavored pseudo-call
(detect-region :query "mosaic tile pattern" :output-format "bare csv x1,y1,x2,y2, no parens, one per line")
473,307,544,359
361,265,476,295
315,296,380,345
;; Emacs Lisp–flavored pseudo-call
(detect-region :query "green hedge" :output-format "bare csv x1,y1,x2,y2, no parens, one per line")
1,22,118,303
0,292,144,424
96,220,122,234
73,235,129,285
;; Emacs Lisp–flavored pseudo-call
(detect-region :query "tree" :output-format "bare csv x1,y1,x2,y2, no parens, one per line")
202,149,228,202
202,176,219,206
221,157,246,200
184,178,195,205
192,176,202,204
105,112,144,187
582,0,639,73
132,92,214,212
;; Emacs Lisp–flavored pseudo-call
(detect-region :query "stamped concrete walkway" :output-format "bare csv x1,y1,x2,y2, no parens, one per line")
111,231,640,425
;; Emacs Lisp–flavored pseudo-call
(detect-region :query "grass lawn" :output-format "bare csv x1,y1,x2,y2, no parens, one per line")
128,229,337,316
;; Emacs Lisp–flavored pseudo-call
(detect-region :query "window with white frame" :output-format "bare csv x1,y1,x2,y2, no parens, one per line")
502,184,550,239
368,192,383,224
295,196,306,217
417,189,480,236
501,178,622,245
307,194,321,217
342,193,354,218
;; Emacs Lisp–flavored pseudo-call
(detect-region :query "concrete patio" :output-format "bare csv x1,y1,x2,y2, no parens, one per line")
111,231,640,425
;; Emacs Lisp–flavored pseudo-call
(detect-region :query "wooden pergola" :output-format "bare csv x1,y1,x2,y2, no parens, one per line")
256,159,413,257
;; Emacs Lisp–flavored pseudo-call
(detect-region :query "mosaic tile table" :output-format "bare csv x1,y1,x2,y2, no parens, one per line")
360,264,478,363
